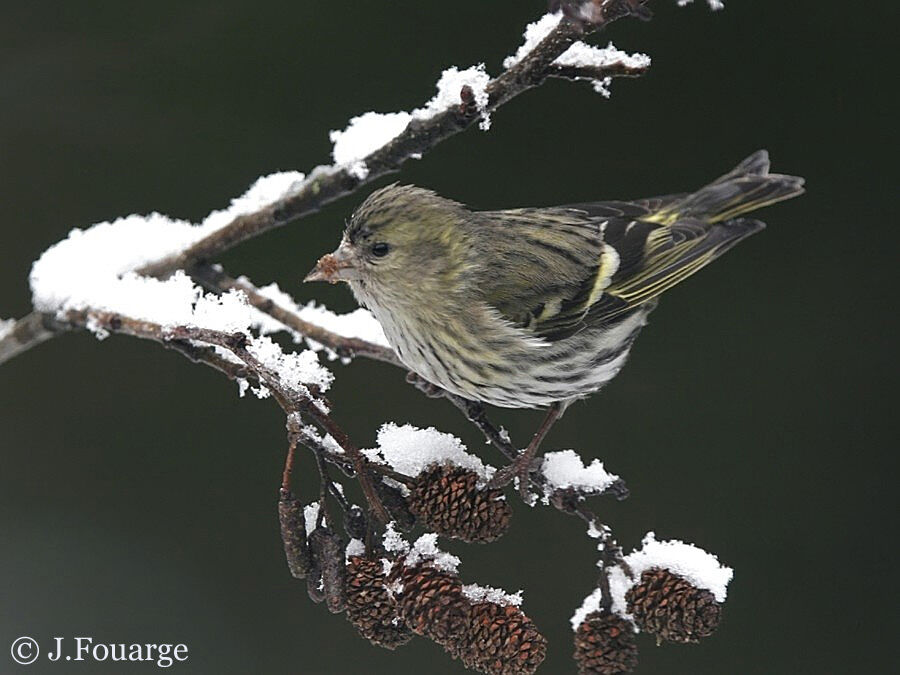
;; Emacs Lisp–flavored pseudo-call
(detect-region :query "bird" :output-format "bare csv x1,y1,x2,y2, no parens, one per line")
305,151,804,491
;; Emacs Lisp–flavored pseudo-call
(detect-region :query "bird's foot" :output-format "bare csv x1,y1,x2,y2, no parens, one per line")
488,451,542,501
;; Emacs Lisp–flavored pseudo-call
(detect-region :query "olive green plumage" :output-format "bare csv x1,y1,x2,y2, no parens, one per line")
307,151,803,409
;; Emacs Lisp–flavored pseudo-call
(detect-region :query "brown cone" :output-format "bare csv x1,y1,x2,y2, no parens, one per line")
387,560,470,648
345,556,414,650
625,568,722,643
573,612,638,675
453,602,547,675
409,465,512,543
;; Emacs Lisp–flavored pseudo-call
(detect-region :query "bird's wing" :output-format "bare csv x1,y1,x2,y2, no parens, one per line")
478,152,800,340
581,214,765,328
477,202,763,342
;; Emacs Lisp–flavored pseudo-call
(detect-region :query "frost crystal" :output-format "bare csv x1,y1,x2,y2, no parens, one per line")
362,423,495,481
404,533,461,574
382,522,410,554
462,584,523,607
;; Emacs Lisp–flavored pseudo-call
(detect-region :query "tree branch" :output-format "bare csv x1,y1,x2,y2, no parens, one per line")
0,312,57,365
1,6,645,367
190,264,401,366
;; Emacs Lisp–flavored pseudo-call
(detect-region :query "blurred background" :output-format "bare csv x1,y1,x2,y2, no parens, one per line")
0,1,893,673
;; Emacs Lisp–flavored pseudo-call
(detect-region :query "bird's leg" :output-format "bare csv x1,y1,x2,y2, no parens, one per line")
490,400,567,499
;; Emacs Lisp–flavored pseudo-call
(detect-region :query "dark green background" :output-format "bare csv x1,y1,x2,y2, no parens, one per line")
1,2,893,673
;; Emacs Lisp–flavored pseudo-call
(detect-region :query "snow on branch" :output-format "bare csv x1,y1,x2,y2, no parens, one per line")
678,0,725,11
1,3,652,368
0,318,14,342
1,3,738,672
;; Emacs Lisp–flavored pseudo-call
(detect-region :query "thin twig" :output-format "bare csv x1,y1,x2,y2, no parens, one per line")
191,264,401,365
282,436,298,492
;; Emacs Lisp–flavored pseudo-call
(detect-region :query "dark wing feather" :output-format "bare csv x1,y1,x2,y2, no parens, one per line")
474,151,801,339
475,205,764,342
585,217,765,326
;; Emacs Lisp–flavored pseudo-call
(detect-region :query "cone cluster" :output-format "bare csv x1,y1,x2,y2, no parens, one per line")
385,557,547,674
345,556,414,650
625,568,722,643
409,464,512,543
573,612,638,675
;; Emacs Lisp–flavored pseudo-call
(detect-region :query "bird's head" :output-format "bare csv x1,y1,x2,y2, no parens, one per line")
305,184,473,307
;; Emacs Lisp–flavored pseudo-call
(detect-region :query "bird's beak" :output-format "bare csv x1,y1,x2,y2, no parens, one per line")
304,240,359,284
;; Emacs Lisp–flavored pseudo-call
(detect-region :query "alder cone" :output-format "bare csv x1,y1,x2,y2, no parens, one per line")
625,568,722,643
453,602,547,675
345,556,414,650
573,612,638,675
409,465,512,543
387,561,470,647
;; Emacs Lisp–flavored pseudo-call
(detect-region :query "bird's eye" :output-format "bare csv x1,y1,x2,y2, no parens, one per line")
371,242,390,258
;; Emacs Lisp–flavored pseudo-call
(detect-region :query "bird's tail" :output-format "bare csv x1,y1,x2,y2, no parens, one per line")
647,150,805,225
